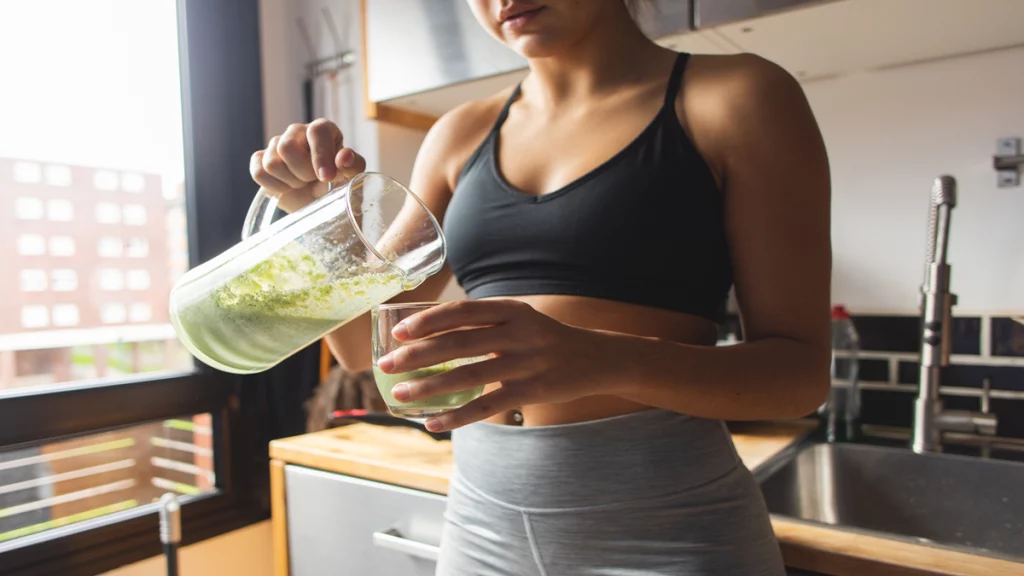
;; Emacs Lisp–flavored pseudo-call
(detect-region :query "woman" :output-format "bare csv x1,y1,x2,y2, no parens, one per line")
252,0,831,573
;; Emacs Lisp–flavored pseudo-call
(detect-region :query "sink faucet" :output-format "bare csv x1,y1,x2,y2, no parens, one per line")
912,176,998,454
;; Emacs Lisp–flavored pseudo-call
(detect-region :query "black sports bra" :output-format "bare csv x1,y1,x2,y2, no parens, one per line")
442,53,733,322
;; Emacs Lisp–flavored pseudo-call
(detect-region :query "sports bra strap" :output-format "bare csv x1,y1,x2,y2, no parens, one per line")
663,52,690,109
491,84,522,133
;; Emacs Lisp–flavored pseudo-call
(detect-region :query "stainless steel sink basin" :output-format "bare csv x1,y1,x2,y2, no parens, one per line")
758,442,1024,560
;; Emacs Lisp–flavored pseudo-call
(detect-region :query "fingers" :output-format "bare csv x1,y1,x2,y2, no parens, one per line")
262,136,307,189
277,123,317,183
335,147,367,184
307,119,343,182
250,150,289,193
424,387,527,432
391,356,527,403
378,325,516,374
253,118,364,205
393,300,531,341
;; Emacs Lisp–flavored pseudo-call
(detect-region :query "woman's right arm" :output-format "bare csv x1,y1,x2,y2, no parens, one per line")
250,112,475,372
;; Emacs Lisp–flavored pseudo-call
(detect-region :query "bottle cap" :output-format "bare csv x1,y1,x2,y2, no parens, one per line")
831,305,851,320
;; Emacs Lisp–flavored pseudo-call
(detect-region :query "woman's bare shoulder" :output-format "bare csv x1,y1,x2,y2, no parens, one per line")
675,53,812,182
419,85,518,191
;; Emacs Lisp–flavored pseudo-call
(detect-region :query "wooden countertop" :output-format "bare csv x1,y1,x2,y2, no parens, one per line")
270,421,1023,576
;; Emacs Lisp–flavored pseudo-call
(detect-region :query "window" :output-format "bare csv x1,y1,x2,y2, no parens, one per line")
97,269,124,291
93,170,119,191
122,204,147,226
48,236,75,257
15,198,44,220
50,269,78,292
51,304,80,327
121,172,145,192
13,161,42,184
97,237,124,258
19,270,47,292
0,2,274,573
20,306,49,329
46,199,74,221
125,237,149,258
0,415,215,543
44,165,72,187
129,303,153,323
16,234,45,256
100,303,127,324
94,202,121,224
126,270,151,291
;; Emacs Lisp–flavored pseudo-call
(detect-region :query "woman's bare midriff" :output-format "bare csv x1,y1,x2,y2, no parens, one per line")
480,294,719,427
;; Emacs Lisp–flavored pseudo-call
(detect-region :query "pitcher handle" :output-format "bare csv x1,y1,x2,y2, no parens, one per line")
241,186,279,240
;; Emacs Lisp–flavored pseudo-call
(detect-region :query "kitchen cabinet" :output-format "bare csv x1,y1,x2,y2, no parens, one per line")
707,0,1024,81
694,0,834,29
283,464,447,576
363,0,1024,121
363,0,525,106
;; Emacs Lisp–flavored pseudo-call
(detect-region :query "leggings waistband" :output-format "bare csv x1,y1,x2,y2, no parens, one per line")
451,409,740,509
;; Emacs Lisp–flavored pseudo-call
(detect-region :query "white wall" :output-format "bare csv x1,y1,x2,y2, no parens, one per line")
101,521,272,576
804,45,1024,315
377,121,427,186
258,0,304,139
259,0,380,168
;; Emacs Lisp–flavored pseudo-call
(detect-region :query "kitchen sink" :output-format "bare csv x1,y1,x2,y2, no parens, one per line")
758,442,1024,561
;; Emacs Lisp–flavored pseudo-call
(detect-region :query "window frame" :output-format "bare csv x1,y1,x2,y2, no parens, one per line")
0,1,282,573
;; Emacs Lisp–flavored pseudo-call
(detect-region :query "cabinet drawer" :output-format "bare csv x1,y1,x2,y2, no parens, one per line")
285,464,447,576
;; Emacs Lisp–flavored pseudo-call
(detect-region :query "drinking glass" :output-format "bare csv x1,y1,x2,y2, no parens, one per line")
372,303,486,417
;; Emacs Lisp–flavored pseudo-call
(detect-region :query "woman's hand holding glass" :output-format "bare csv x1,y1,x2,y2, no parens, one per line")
375,299,623,431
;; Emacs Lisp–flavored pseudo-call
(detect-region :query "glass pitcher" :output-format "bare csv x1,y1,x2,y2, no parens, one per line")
169,173,445,374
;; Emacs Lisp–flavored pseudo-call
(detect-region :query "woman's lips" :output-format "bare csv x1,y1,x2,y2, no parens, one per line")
502,7,544,32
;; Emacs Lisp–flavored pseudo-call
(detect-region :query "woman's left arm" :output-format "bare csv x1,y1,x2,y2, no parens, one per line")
378,56,832,431
613,54,833,420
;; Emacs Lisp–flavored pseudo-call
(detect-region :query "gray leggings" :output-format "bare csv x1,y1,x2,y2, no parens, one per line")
436,409,786,576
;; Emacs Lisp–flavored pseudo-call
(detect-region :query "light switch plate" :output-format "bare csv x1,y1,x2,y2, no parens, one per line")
996,137,1021,188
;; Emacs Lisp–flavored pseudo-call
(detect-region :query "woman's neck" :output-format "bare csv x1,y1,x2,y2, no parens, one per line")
522,8,673,106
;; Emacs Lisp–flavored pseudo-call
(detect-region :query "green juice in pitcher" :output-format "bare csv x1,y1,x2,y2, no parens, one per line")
172,243,406,374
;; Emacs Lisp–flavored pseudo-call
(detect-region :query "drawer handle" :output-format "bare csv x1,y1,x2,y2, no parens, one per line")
372,528,440,562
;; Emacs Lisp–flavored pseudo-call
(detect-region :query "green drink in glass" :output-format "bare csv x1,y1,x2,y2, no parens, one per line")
372,303,486,417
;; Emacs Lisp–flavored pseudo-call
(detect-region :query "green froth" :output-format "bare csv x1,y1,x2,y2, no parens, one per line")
175,242,406,373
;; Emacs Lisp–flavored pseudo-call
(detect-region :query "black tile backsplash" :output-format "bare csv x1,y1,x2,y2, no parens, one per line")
859,388,914,428
896,361,1024,391
942,395,985,412
858,358,889,383
897,361,918,385
992,317,1024,357
849,314,980,355
992,399,1024,438
850,315,919,353
857,387,1024,438
946,364,1024,391
951,317,982,355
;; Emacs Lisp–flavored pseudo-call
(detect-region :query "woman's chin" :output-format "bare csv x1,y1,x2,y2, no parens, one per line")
507,35,574,59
